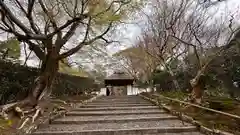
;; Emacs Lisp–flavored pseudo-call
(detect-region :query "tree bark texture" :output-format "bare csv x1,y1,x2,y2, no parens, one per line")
1,46,59,118
190,71,206,104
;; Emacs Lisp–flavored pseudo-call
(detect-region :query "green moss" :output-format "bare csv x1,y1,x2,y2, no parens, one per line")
206,97,238,111
153,92,240,134
159,91,188,100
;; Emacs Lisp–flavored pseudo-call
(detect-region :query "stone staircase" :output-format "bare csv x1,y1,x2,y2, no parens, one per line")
32,95,204,135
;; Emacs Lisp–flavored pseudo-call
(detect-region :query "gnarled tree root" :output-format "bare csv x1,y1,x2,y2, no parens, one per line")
0,97,68,133
0,100,43,129
17,107,42,130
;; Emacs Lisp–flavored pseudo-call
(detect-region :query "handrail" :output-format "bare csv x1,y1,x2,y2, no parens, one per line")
152,94,240,120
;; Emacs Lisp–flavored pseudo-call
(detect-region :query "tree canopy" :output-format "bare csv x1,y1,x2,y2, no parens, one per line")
0,37,20,60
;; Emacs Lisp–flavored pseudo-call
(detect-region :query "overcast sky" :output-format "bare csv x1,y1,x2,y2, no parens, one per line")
107,0,240,51
17,0,240,68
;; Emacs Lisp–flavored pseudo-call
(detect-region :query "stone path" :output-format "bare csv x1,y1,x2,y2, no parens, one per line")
32,95,204,135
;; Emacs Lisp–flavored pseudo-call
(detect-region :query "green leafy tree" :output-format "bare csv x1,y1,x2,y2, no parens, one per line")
59,59,89,77
0,37,20,60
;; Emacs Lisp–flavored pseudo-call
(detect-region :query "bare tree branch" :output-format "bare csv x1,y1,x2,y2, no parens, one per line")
58,22,113,59
14,0,27,15
47,14,88,38
38,0,58,30
24,40,45,60
0,1,46,40
26,0,40,34
56,22,79,51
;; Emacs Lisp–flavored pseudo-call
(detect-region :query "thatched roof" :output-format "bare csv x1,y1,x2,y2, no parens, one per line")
105,71,134,80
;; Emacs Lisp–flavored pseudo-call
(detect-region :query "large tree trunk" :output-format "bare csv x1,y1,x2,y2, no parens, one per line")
188,35,238,103
190,70,206,104
0,48,59,127
29,52,59,107
191,81,203,104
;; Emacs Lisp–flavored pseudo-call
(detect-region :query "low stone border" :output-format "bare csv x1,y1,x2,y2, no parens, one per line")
139,94,234,135
25,94,102,134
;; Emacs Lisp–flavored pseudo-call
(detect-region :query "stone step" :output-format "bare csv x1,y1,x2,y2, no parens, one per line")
52,115,178,124
52,114,176,124
34,120,196,135
150,133,204,135
87,103,152,106
73,106,159,111
91,101,149,104
66,109,165,116
91,100,150,103
81,104,154,107
95,98,146,101
90,99,149,102
95,98,144,101
97,95,140,99
33,127,198,135
93,98,147,101
32,95,204,135
96,97,144,100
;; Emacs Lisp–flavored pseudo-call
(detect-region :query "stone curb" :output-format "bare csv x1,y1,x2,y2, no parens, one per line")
139,94,234,135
